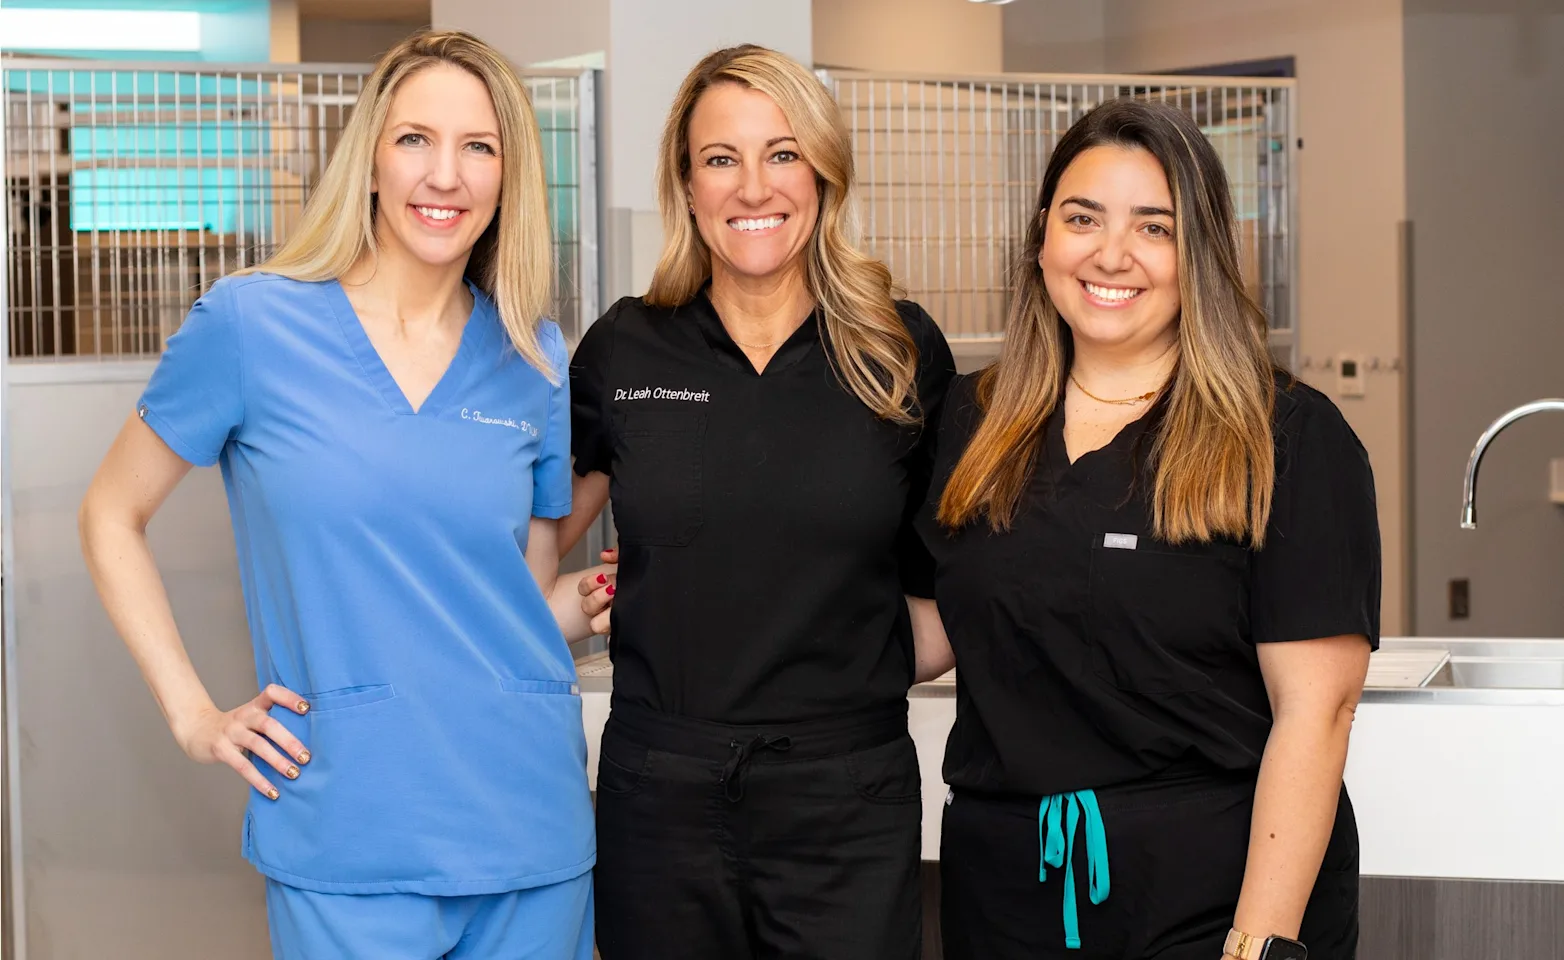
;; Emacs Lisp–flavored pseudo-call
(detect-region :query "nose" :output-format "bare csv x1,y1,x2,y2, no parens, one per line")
736,161,773,207
1093,224,1135,273
426,142,461,192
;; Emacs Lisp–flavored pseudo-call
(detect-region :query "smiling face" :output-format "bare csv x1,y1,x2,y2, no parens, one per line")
684,82,819,289
370,62,503,272
1040,144,1182,357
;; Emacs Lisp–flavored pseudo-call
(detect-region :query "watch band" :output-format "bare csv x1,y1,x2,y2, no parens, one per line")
1224,929,1257,959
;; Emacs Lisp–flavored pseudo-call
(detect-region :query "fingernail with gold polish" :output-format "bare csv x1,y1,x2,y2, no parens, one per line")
267,787,280,800
297,750,311,764
296,700,310,713
286,766,300,779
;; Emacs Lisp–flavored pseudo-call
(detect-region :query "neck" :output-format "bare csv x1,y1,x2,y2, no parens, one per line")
1070,332,1179,399
342,239,473,333
708,263,815,346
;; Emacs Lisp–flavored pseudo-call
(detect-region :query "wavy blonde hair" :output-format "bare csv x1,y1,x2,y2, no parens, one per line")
939,98,1277,545
236,29,557,377
646,44,919,422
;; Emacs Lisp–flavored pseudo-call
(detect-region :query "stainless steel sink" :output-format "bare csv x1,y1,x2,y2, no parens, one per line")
1366,638,1564,704
1432,658,1564,690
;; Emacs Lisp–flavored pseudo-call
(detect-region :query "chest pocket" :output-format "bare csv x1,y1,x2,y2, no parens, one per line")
611,408,706,546
1086,541,1249,694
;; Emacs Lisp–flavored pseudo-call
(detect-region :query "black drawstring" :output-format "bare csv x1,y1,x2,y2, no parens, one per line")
719,735,792,802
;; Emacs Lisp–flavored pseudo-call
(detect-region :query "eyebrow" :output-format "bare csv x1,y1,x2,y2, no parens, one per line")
698,136,799,153
1058,196,1174,218
393,121,500,140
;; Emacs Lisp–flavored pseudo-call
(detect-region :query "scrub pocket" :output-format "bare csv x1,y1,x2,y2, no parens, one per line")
610,409,706,546
1086,542,1248,694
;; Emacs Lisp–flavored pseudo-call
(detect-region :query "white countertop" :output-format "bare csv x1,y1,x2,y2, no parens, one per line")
574,638,1564,882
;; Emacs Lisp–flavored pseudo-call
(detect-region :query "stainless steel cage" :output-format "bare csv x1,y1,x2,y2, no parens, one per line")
2,58,599,360
818,69,1298,365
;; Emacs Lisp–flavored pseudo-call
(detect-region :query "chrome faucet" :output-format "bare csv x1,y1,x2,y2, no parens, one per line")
1461,399,1564,529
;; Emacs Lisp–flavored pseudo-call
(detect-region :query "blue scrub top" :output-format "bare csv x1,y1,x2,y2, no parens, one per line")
138,273,595,895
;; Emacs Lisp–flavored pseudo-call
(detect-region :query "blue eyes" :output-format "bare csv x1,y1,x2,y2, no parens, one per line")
395,133,497,155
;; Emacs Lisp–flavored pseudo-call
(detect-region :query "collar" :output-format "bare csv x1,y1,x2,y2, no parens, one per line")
687,285,821,376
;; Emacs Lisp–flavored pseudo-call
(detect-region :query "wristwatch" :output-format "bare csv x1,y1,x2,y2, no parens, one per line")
1224,928,1307,960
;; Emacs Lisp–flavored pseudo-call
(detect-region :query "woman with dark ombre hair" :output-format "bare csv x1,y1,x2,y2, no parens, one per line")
919,98,1378,960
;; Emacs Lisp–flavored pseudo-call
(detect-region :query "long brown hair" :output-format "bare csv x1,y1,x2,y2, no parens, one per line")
236,30,558,378
646,44,920,423
938,98,1277,545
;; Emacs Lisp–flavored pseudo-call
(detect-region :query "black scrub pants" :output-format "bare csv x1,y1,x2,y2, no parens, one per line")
593,701,923,960
940,771,1361,960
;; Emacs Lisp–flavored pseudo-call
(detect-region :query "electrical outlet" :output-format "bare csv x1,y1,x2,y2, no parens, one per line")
1449,578,1470,620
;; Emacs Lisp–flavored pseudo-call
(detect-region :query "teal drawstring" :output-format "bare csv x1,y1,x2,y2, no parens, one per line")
1039,790,1111,949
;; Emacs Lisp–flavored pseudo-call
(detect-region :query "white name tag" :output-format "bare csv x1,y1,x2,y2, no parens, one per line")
1102,533,1139,550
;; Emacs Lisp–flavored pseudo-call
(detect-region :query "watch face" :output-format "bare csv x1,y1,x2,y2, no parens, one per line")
1258,938,1308,960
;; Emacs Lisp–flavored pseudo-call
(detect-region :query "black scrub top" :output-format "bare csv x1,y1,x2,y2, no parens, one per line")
571,290,956,724
918,372,1381,797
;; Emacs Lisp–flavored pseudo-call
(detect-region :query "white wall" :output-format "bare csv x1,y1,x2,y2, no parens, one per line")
6,367,266,960
812,0,1003,73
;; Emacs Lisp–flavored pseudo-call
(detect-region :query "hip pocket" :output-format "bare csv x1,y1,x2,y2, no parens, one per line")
844,735,922,805
299,683,396,712
595,727,653,797
610,409,706,546
1087,543,1247,694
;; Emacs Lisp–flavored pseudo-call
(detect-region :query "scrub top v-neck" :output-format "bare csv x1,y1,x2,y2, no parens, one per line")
324,277,488,417
570,290,956,725
136,272,594,895
917,372,1382,798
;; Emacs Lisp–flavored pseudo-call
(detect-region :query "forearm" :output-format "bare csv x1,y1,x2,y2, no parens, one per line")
907,596,955,684
79,513,219,742
548,563,614,643
1232,707,1355,945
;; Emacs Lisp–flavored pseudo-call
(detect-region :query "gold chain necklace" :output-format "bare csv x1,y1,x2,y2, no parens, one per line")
1069,373,1161,406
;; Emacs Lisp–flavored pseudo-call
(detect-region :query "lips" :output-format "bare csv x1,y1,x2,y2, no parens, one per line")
412,205,465,227
728,215,787,232
1080,279,1145,305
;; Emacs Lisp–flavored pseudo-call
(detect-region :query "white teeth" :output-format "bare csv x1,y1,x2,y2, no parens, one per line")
729,216,785,232
416,206,460,221
1084,282,1142,301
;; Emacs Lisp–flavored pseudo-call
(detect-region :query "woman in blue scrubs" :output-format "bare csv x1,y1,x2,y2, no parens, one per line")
77,31,599,959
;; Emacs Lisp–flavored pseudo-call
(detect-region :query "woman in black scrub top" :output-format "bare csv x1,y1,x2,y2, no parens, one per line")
561,45,956,960
918,99,1379,960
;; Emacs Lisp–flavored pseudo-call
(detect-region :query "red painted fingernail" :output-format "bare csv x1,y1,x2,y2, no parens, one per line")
605,584,616,597
596,574,607,584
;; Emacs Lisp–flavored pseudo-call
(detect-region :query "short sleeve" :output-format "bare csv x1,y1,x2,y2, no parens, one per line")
895,302,958,598
568,301,619,477
1251,389,1382,649
531,323,573,519
137,278,244,467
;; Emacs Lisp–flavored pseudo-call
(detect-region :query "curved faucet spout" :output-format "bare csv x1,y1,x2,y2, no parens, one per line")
1461,399,1564,529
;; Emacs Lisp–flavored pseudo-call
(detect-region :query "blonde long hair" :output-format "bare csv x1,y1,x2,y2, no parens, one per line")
237,30,557,377
646,45,919,422
938,98,1278,545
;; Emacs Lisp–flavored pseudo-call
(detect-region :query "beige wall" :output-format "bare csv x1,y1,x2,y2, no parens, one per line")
432,0,608,68
813,0,1003,73
1003,0,1107,74
270,0,302,62
299,18,426,63
1404,1,1564,636
1089,0,1410,633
